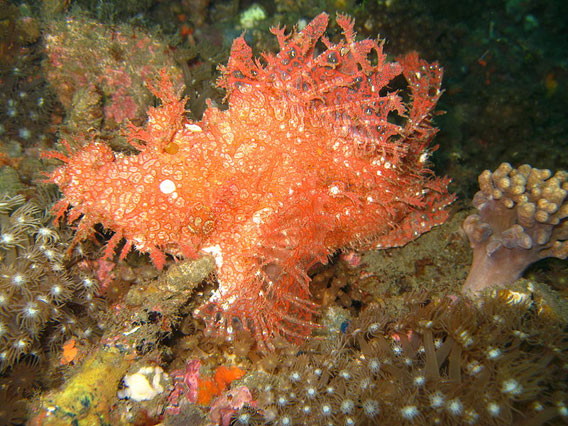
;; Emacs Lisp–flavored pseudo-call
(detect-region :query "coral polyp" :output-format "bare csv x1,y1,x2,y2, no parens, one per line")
237,291,568,425
0,193,104,371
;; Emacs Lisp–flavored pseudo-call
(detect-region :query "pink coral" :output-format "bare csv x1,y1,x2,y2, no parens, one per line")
46,13,454,348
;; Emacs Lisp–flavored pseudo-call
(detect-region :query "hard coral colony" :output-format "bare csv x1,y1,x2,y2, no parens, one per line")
47,13,454,347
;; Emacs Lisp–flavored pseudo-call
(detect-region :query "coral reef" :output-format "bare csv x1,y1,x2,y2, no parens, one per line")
0,165,26,195
166,358,247,425
1,2,565,425
46,13,455,349
209,385,255,426
29,251,244,426
355,209,471,298
0,385,28,426
73,0,155,23
43,14,183,138
0,193,104,371
463,163,568,294
118,365,168,402
0,2,41,64
0,53,57,148
29,347,131,426
237,289,568,425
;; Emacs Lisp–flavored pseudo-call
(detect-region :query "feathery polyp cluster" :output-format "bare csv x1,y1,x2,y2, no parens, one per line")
0,193,103,371
238,290,568,425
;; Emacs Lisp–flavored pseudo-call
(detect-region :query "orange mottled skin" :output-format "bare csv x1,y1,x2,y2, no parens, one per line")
47,13,455,347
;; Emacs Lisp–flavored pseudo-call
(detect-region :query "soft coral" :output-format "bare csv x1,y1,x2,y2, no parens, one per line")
463,163,568,294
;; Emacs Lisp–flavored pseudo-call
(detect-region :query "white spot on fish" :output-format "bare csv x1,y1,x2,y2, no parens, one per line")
159,179,176,194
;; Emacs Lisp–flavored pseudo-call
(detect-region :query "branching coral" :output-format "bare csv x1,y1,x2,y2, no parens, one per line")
236,290,568,425
462,163,568,294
